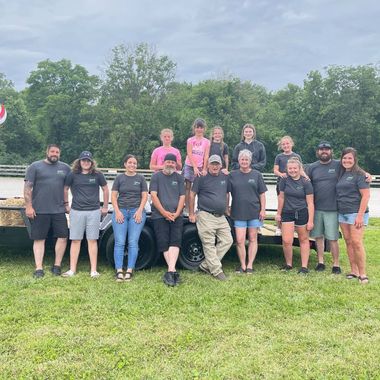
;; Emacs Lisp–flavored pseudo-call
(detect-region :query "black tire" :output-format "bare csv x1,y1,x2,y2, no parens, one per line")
103,226,157,270
178,224,204,270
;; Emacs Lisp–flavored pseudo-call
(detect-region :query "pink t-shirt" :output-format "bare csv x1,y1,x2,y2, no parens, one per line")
185,136,210,168
150,146,182,171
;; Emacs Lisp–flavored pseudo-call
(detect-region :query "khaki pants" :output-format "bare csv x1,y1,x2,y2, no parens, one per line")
196,211,233,276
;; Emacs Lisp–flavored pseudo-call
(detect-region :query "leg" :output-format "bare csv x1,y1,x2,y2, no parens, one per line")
33,240,46,270
296,225,310,268
340,223,358,275
197,212,222,276
126,211,146,272
246,228,259,269
184,180,192,212
164,246,180,272
315,237,325,264
112,210,128,271
87,240,98,273
329,240,340,267
54,238,67,266
235,227,247,270
281,223,295,266
215,219,233,261
69,240,81,272
348,225,366,278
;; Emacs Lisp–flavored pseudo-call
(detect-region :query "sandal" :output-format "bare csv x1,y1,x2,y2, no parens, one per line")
115,271,124,282
346,273,358,280
124,272,133,281
246,268,254,274
358,276,369,284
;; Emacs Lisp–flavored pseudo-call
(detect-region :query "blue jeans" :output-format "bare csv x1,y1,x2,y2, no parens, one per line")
112,208,146,270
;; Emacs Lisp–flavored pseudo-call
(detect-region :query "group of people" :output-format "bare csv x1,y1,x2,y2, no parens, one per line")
24,119,372,285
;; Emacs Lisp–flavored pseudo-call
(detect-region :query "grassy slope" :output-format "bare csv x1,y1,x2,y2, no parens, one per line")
0,220,379,379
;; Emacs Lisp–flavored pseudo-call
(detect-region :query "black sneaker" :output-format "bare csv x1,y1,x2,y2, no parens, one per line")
33,269,44,278
280,264,293,271
332,266,342,274
173,271,181,285
163,271,176,287
51,265,61,276
315,263,326,272
298,267,309,275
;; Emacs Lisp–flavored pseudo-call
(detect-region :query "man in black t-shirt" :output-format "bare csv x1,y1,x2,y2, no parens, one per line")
150,153,185,287
24,144,70,278
189,155,233,280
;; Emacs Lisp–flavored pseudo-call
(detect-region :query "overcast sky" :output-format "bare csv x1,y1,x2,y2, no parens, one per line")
1,0,379,91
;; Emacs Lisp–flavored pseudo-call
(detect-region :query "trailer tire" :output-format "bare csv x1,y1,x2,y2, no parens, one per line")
178,224,204,270
104,226,157,270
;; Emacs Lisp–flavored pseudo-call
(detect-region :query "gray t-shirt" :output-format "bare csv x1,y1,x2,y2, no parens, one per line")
336,171,370,214
65,171,107,211
229,169,267,220
307,159,341,211
150,171,185,219
210,142,228,168
274,152,302,182
112,174,148,209
279,176,313,212
25,160,70,214
192,172,229,215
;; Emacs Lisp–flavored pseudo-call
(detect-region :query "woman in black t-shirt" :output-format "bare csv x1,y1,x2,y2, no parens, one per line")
276,157,314,274
336,147,370,284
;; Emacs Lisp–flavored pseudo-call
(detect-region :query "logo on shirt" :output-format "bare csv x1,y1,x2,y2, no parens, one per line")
134,181,141,186
89,178,96,184
57,170,66,176
172,181,178,186
248,179,256,184
328,169,336,173
346,176,354,181
296,186,304,190
220,180,226,185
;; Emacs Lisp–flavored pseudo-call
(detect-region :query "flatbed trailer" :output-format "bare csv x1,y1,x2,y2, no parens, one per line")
0,201,319,270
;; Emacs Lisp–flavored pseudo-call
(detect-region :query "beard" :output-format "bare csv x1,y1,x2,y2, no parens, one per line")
47,156,59,163
318,152,332,162
163,167,175,175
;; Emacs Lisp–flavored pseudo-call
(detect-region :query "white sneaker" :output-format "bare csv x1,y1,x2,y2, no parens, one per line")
62,270,75,277
275,228,282,236
90,271,100,278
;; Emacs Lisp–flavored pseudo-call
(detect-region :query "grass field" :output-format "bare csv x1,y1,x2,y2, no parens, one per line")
1,220,379,379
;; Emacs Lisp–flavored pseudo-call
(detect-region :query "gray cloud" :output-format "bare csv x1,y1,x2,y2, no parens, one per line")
0,0,379,91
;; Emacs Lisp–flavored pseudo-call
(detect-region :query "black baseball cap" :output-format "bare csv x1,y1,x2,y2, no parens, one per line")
317,141,332,149
164,153,177,163
79,151,93,161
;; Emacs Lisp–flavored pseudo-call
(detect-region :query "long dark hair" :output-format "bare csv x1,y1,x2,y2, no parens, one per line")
339,147,365,177
71,158,98,174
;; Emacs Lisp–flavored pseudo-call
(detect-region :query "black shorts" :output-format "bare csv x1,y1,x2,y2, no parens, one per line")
153,216,183,253
30,213,69,240
281,208,308,226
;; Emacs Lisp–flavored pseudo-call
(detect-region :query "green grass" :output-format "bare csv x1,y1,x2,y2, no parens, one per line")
1,220,380,379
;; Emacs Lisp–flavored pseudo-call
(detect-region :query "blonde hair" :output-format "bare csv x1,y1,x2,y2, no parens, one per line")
210,126,224,143
277,135,294,151
286,157,302,169
160,128,173,137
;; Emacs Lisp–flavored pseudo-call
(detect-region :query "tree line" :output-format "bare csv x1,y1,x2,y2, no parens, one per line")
1,43,379,172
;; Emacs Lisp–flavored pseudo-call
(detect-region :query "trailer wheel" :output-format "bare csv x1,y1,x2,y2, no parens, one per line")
104,226,157,270
178,224,204,270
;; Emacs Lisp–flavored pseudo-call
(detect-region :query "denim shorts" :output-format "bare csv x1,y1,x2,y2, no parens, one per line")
183,164,202,182
234,219,263,228
338,212,369,226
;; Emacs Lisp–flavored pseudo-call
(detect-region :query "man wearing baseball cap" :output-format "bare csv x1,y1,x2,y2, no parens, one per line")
189,155,233,280
150,153,185,286
307,141,342,273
